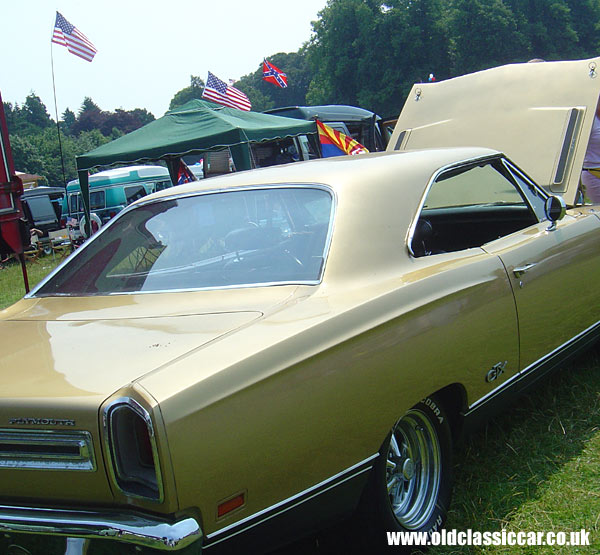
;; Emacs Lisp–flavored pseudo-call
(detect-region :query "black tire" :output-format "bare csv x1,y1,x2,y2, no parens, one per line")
358,396,453,551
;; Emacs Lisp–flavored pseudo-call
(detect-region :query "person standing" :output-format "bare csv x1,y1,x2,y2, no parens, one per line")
582,101,600,203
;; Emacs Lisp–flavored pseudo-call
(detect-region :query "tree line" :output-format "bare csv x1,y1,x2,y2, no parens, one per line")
5,0,600,186
4,94,155,187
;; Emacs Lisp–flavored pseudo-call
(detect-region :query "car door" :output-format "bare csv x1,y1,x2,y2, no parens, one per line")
482,163,600,371
410,156,533,402
410,154,600,407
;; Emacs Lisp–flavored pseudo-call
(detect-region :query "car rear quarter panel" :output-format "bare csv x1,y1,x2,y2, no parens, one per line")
139,246,518,536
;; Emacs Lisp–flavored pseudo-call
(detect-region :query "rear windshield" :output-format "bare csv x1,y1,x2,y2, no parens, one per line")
35,187,333,296
26,196,57,223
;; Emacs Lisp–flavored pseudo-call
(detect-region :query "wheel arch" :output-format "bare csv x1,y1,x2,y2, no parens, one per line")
429,382,468,444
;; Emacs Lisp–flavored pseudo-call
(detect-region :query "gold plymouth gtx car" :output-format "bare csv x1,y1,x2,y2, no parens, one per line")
1,58,600,554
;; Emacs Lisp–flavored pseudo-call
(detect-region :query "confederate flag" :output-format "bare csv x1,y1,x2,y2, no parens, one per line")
262,59,288,88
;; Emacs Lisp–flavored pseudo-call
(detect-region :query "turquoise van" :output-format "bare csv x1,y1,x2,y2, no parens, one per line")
62,165,174,232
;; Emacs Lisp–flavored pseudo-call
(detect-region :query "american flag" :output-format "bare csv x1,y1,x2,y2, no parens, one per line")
52,12,97,62
202,72,251,111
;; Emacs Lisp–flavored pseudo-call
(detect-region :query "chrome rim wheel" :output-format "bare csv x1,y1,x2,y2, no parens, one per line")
386,408,441,530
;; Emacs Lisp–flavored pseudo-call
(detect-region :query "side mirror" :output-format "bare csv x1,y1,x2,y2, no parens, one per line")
545,195,567,231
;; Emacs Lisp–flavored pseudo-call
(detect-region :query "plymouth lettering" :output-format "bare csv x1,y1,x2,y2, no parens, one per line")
8,417,76,426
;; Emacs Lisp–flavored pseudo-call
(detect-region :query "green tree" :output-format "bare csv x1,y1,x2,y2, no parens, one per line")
447,0,529,75
61,108,76,136
29,128,77,186
566,0,600,57
360,0,452,115
307,0,377,108
4,94,54,135
74,129,111,157
22,93,53,129
2,101,20,134
504,0,580,60
236,51,314,110
99,108,155,136
73,97,109,135
306,0,451,116
169,75,205,110
240,84,275,112
10,125,111,186
9,134,46,176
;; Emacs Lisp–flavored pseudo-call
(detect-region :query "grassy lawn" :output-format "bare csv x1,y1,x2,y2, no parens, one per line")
424,352,600,554
0,255,62,309
0,259,598,553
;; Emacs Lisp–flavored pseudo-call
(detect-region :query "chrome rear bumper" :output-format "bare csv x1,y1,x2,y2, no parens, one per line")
0,504,201,551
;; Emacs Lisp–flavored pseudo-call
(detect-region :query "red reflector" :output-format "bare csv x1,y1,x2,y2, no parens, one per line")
217,493,245,517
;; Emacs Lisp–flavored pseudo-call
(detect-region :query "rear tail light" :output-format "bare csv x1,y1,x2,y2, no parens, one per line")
104,399,163,501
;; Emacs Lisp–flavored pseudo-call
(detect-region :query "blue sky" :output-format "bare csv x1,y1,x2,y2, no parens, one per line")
2,0,327,119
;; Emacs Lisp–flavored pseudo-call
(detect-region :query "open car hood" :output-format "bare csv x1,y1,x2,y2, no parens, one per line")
388,56,600,206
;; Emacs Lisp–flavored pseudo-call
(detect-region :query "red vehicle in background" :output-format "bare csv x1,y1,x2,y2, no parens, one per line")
0,90,29,291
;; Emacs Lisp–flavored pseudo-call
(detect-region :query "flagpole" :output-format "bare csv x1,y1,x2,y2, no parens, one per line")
50,42,67,188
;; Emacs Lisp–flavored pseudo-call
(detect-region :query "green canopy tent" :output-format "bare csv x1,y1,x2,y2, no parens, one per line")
74,99,318,233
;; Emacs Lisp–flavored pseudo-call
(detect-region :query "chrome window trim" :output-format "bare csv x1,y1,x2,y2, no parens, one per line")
500,158,549,220
0,429,96,472
102,397,164,503
27,183,337,299
466,318,600,413
205,453,378,546
28,282,309,299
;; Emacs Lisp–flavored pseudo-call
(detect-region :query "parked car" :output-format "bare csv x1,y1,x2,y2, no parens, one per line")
62,165,173,238
20,186,65,238
265,105,388,152
1,134,599,552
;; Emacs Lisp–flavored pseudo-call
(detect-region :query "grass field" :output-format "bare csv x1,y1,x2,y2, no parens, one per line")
0,255,61,309
0,258,598,554
425,352,600,554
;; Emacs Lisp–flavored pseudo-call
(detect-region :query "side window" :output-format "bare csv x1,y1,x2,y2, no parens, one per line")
90,191,105,210
502,160,548,221
411,159,540,257
69,193,81,214
154,180,172,192
125,185,147,204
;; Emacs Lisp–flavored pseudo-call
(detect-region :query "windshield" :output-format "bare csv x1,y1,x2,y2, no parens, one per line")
35,187,333,296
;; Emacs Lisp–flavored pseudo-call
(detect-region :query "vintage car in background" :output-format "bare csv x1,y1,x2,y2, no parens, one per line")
264,104,388,153
1,135,600,553
20,186,65,239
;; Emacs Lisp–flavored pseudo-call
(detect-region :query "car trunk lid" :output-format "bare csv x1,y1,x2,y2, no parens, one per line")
0,288,300,399
389,56,600,206
0,288,299,504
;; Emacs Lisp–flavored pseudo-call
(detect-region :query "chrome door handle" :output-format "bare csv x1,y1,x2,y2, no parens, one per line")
513,263,537,278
